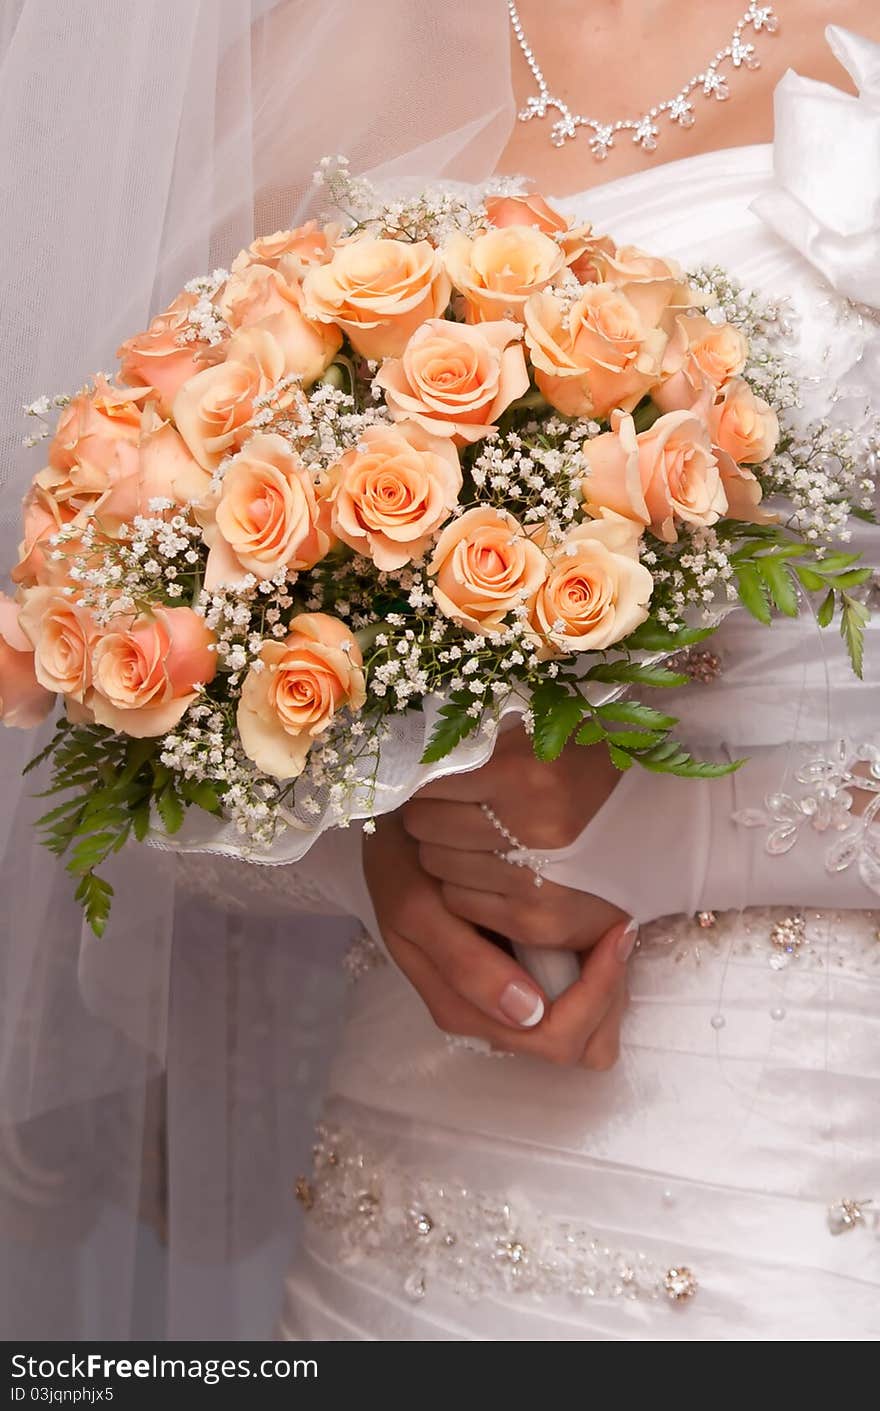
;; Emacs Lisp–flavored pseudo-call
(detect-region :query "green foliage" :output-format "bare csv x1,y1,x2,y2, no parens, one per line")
28,721,226,937
530,683,587,762
421,691,482,763
729,532,871,676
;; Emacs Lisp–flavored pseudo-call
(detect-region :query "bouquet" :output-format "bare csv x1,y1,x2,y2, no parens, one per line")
1,159,874,934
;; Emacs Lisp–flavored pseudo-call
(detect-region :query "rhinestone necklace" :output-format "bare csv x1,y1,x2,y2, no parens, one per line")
508,1,780,159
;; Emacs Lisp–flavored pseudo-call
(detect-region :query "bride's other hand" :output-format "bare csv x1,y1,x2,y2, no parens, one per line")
402,725,625,950
364,812,635,1069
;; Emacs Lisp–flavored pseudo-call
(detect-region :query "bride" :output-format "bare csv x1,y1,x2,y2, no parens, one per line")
0,0,878,1343
272,1,880,1341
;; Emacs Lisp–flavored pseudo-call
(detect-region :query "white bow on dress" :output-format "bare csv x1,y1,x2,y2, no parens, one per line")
753,26,880,308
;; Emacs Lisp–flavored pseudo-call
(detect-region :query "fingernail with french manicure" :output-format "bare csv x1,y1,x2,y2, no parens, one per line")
616,918,639,963
500,981,545,1028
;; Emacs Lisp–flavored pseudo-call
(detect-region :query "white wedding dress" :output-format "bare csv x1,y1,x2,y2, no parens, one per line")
181,33,880,1341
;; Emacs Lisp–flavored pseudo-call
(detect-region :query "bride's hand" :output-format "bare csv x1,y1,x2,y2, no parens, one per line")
364,811,635,1069
402,725,625,951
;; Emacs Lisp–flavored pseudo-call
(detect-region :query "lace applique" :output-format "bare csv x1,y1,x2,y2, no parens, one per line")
734,742,880,895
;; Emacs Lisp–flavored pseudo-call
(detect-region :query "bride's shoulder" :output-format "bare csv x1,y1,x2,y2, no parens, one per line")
792,4,880,87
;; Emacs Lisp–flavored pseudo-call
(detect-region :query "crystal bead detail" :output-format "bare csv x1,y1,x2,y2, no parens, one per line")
294,1177,314,1211
300,1123,696,1310
827,1199,869,1235
770,913,806,955
664,1266,698,1302
404,1273,427,1302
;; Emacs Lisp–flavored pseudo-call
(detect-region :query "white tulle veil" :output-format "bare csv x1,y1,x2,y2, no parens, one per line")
0,0,515,1338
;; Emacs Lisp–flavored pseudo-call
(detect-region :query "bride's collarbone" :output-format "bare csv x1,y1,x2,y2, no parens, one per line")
499,0,871,197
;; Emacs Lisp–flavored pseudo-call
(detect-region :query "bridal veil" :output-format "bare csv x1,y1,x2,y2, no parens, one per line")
0,0,513,1339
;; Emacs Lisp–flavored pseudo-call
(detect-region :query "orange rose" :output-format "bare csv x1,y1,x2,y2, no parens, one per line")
173,327,290,471
118,291,221,418
485,193,570,236
594,245,693,327
376,318,529,445
654,316,750,413
0,593,54,728
49,377,151,484
484,195,612,281
89,606,217,737
18,587,96,701
444,225,565,322
710,377,779,465
88,413,210,531
11,483,77,587
584,409,727,542
428,506,547,632
708,379,778,524
217,264,341,383
325,422,461,570
230,220,341,280
524,286,667,420
302,236,451,359
566,229,619,285
202,432,331,588
530,515,653,653
237,614,365,780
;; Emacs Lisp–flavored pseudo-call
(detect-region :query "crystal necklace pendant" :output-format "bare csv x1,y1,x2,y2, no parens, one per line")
507,2,780,158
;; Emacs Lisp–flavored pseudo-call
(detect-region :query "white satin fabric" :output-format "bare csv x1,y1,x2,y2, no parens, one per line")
279,50,880,1340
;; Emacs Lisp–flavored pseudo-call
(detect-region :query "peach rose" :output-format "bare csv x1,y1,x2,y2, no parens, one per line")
173,327,290,471
89,606,217,737
86,414,211,532
376,318,529,445
202,432,331,589
444,225,565,322
217,264,341,383
484,196,612,281
237,613,365,780
302,237,451,359
710,377,779,465
11,484,78,586
485,193,570,235
49,377,151,484
583,408,727,542
428,506,547,632
524,286,667,420
530,514,653,653
654,316,749,413
0,593,54,728
325,422,462,570
595,245,693,327
118,292,220,418
17,587,96,701
566,228,619,285
230,220,341,279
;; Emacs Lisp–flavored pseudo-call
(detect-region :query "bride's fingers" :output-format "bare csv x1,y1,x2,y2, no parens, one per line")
398,892,548,1029
388,918,634,1069
517,920,635,1066
388,926,546,1038
418,842,551,897
580,980,628,1071
402,799,499,850
439,881,587,950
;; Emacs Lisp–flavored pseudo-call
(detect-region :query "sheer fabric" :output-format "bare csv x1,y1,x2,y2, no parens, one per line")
0,0,513,1340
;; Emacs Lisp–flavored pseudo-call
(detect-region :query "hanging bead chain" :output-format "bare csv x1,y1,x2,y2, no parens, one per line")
508,1,780,159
